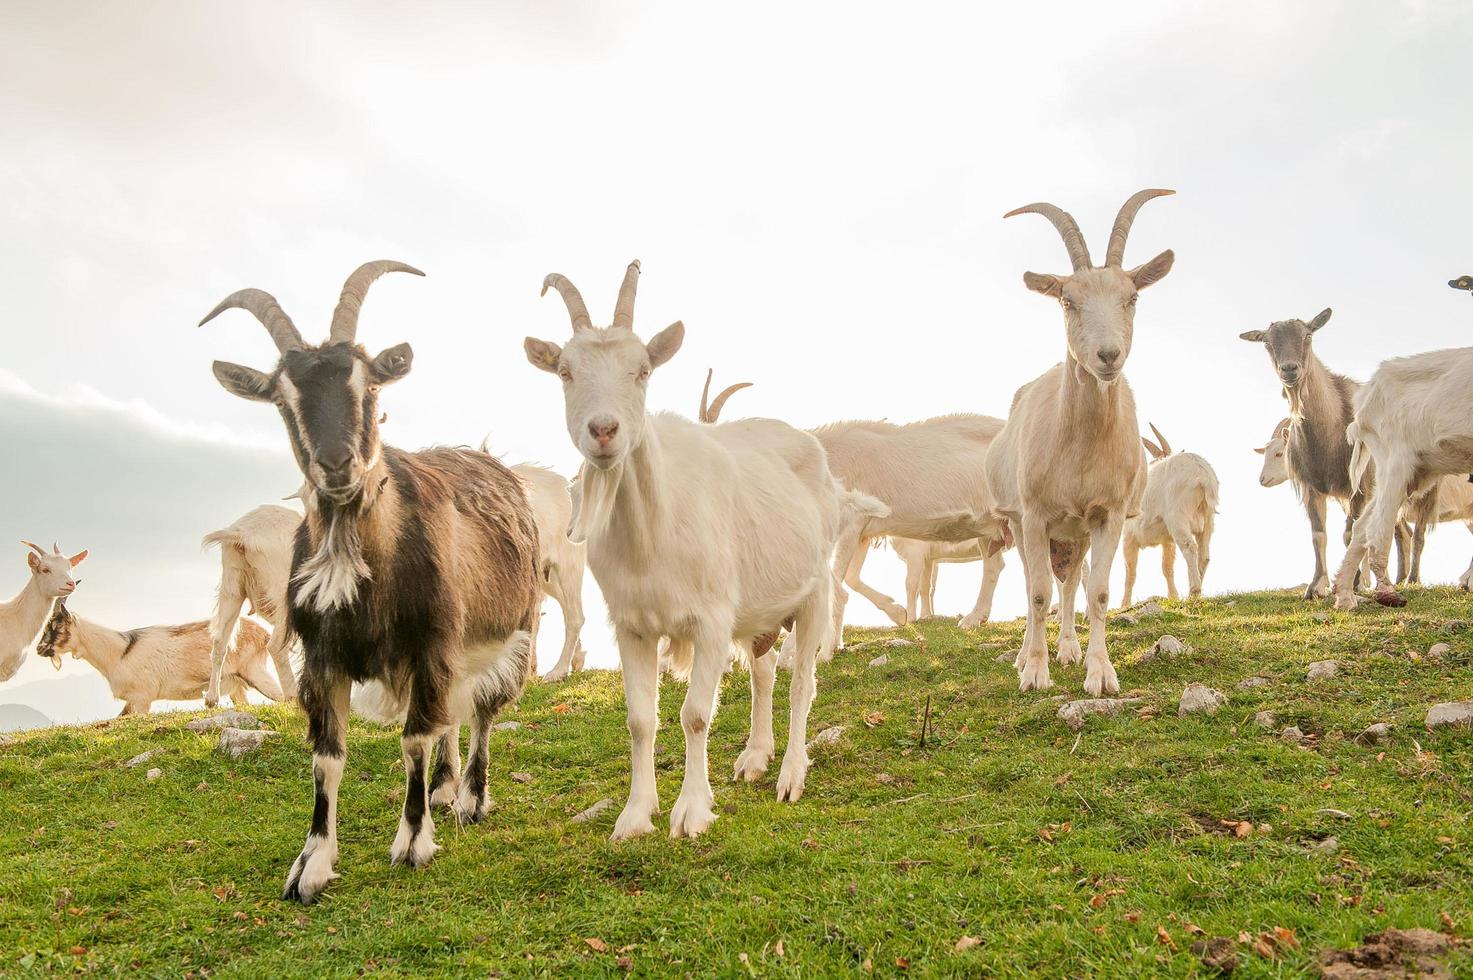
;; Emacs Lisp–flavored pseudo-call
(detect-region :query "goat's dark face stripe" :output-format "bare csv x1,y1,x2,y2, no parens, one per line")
275,344,381,498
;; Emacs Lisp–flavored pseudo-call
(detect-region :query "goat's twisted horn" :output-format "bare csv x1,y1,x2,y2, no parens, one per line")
1003,202,1091,271
20,540,45,557
541,274,593,332
612,259,641,330
198,288,304,353
1148,422,1171,455
1105,189,1175,268
329,260,424,346
698,368,753,423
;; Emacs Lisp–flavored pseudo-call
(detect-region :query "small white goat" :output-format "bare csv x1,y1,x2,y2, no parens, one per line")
987,189,1176,695
1119,424,1219,607
202,504,302,707
1334,343,1473,609
526,261,886,840
35,598,283,714
511,463,588,682
889,537,1003,626
1254,418,1291,488
2,542,86,682
1397,476,1473,588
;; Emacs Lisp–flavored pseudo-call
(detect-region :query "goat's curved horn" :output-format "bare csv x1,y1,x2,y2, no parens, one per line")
1105,188,1175,268
198,288,304,353
1148,422,1171,455
21,540,45,557
328,260,425,346
1003,202,1091,271
698,369,752,423
611,259,641,330
541,274,593,332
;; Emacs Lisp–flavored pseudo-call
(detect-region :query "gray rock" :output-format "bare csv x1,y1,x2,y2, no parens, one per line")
1178,683,1226,716
570,798,614,824
997,650,1019,665
509,771,533,783
1137,602,1166,618
1254,711,1277,728
1151,634,1187,658
1356,722,1391,744
217,727,277,759
1428,642,1451,658
1426,701,1473,730
1281,725,1307,744
145,767,163,782
1306,660,1340,682
883,638,914,648
124,749,160,768
493,721,521,732
807,725,845,750
1316,808,1352,820
1237,675,1271,690
1113,613,1138,626
868,654,890,668
1310,610,1332,623
1057,697,1144,732
186,711,260,732
1312,836,1340,856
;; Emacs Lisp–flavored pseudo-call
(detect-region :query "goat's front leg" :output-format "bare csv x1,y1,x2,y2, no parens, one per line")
1083,515,1125,696
612,626,661,841
960,549,1004,629
670,619,731,838
734,642,776,783
283,672,350,904
1052,542,1086,666
778,578,832,803
204,595,243,709
843,538,907,627
1304,491,1330,599
428,731,462,809
1015,514,1054,691
390,672,450,869
264,623,298,702
1120,534,1139,609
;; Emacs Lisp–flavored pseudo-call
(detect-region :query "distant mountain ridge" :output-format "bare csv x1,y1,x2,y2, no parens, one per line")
0,702,53,732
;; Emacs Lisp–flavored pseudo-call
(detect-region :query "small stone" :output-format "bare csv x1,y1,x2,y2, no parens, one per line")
217,727,277,759
1356,722,1391,744
1310,610,1332,623
1224,600,1237,607
1237,675,1271,690
1254,711,1277,728
883,638,914,648
1151,634,1186,658
807,725,845,750
124,749,160,768
1316,808,1352,820
510,771,533,783
1137,602,1165,617
1306,660,1340,682
1113,613,1138,626
868,654,890,668
493,721,521,732
1178,683,1226,716
1057,698,1144,731
1191,936,1240,973
145,767,163,781
1426,701,1473,730
1428,642,1451,659
997,650,1019,665
1281,725,1307,744
570,798,614,823
1312,836,1339,856
187,711,260,732
876,773,896,785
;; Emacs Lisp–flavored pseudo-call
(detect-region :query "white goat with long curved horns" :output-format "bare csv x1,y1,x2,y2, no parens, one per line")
986,189,1176,695
525,261,886,841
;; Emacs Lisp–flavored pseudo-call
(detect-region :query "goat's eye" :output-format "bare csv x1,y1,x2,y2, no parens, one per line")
1060,299,1073,311
1127,294,1139,306
558,366,573,382
637,367,650,382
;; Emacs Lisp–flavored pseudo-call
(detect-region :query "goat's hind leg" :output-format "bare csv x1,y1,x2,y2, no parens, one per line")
1015,516,1054,691
778,579,832,803
1052,541,1086,666
283,673,350,904
670,619,730,838
391,674,450,869
428,731,462,810
734,640,776,783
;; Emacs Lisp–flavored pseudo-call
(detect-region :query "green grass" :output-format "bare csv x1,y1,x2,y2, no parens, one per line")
3,590,1472,977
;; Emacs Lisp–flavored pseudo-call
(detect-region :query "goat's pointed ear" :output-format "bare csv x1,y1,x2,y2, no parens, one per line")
370,343,414,385
1239,330,1267,343
1141,436,1163,459
1022,272,1063,297
1308,308,1332,332
646,321,684,369
68,550,88,568
1254,446,1266,455
211,361,274,402
26,552,41,573
524,337,562,373
1128,249,1174,290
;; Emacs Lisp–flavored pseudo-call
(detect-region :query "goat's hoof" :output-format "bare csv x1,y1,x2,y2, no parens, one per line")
610,805,657,842
389,817,439,869
1017,657,1052,692
1372,588,1408,608
776,752,809,803
1305,581,1330,600
1055,637,1083,666
732,745,773,782
541,665,571,683
1083,659,1119,697
429,780,459,810
1332,592,1359,611
958,612,990,630
452,789,487,826
282,842,338,905
669,793,717,838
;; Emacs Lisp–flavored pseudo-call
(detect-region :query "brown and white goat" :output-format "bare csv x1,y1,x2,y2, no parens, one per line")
35,598,281,714
202,261,540,903
986,189,1176,695
202,504,302,707
1120,425,1219,607
2,542,85,682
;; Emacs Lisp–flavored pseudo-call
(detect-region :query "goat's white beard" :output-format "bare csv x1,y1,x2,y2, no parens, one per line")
570,462,620,545
294,505,372,613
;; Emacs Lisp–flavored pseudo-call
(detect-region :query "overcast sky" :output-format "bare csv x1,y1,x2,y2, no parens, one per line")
3,1,1472,724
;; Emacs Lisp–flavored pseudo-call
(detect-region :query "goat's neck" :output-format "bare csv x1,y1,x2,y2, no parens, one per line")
65,617,129,679
585,425,665,563
1,578,52,648
1284,353,1334,422
1057,353,1129,437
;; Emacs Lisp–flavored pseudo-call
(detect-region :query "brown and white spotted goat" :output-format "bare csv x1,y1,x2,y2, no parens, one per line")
201,261,540,904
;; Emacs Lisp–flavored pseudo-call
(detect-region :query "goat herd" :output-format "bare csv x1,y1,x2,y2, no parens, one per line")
4,190,1472,905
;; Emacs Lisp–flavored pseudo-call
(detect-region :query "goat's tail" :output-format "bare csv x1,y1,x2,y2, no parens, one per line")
840,488,890,522
1347,420,1372,493
200,528,237,551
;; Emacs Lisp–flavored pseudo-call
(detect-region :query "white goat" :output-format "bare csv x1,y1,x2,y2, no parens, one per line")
202,504,302,707
511,463,588,682
1397,476,1473,588
1120,424,1219,607
1334,343,1473,609
1254,418,1292,487
986,189,1176,695
35,598,283,714
2,542,86,682
889,537,1004,625
526,261,886,840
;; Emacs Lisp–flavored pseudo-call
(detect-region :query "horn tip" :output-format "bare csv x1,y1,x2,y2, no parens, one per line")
629,259,641,271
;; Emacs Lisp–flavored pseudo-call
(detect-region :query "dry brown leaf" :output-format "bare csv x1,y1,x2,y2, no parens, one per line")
895,957,910,970
774,940,786,957
1272,926,1299,949
955,936,981,952
616,955,633,971
864,711,886,727
1252,933,1278,958
584,937,608,953
1037,827,1054,843
1185,923,1205,936
1156,925,1177,951
552,703,572,715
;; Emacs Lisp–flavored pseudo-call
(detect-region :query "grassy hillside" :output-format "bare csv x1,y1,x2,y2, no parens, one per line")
2,590,1471,977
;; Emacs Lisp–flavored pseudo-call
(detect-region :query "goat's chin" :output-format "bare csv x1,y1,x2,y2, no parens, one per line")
312,483,363,506
581,450,624,471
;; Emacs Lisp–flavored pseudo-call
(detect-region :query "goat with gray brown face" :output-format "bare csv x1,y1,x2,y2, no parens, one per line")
1239,310,1368,599
202,261,540,904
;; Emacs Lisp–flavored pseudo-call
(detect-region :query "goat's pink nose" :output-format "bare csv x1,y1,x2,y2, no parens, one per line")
589,419,619,448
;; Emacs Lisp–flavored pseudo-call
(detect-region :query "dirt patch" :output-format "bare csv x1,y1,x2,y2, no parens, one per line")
1319,927,1456,979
